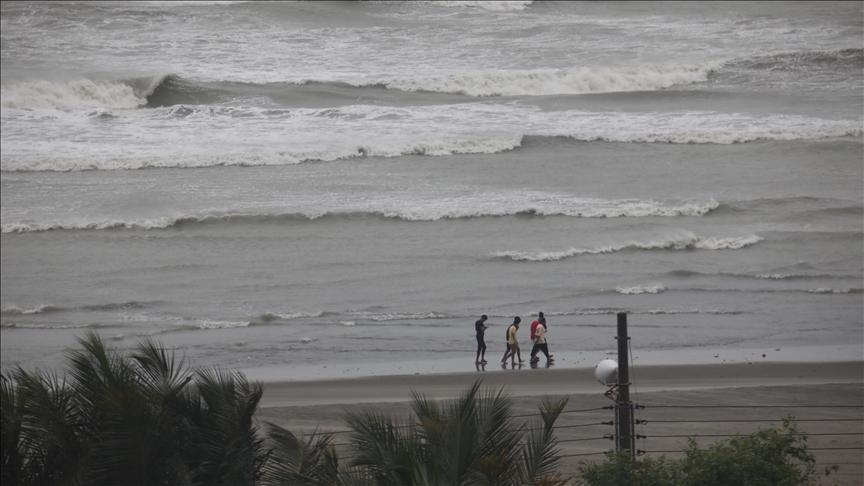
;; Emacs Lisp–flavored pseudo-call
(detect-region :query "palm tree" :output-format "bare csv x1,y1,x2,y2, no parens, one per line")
340,381,570,486
1,368,87,485
1,332,266,486
260,425,363,486
3,335,573,485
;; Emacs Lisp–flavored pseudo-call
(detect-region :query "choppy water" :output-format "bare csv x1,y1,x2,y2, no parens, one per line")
2,1,862,376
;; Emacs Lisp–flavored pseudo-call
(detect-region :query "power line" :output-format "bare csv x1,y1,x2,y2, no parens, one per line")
644,432,863,438
558,451,610,458
645,404,863,409
636,418,863,424
557,436,614,443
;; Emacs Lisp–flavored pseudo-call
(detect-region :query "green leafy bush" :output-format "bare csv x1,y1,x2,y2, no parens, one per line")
576,418,838,486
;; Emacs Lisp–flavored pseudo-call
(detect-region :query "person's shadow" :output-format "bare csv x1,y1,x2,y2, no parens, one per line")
499,362,523,369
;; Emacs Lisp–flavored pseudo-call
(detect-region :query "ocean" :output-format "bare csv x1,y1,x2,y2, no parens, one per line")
2,1,862,381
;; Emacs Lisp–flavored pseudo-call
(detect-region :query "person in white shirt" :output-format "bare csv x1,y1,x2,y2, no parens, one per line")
500,317,523,365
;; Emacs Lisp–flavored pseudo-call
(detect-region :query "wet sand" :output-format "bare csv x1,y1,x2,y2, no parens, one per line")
256,361,863,485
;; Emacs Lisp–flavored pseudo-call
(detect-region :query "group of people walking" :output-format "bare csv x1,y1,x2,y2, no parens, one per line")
474,313,554,366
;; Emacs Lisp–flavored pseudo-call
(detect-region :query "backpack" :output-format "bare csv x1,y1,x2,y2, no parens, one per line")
530,320,539,341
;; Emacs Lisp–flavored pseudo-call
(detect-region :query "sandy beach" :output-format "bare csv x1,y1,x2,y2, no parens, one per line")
257,361,863,485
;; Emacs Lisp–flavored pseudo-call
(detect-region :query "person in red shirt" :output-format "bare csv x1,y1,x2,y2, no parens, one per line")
529,312,554,363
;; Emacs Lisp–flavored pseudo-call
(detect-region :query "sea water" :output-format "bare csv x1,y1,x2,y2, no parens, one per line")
2,1,862,378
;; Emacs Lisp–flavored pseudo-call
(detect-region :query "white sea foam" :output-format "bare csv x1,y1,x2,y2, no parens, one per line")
616,284,666,295
3,123,858,174
1,304,57,315
359,312,451,322
373,62,724,97
341,321,356,326
412,0,533,12
0,322,96,329
0,136,524,172
1,198,720,233
3,100,861,173
1,217,180,233
0,77,168,110
808,288,862,294
418,1,533,11
495,233,763,261
196,320,250,329
264,311,325,320
567,125,864,145
535,308,741,317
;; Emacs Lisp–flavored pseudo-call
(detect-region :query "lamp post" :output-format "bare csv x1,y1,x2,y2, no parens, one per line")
616,312,632,455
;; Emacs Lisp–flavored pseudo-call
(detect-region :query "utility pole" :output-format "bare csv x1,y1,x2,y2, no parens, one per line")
616,312,632,455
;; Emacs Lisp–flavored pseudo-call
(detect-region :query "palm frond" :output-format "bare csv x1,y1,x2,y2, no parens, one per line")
344,408,416,486
184,367,266,486
261,422,339,486
3,368,90,485
522,396,569,486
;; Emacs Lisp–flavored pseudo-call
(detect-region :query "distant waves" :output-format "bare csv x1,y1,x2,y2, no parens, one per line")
2,49,859,110
493,232,764,261
1,198,720,233
1,123,860,172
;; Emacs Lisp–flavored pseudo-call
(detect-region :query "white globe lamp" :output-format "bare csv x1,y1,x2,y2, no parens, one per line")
595,359,618,386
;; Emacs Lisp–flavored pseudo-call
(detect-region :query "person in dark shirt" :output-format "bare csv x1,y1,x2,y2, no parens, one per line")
475,315,489,364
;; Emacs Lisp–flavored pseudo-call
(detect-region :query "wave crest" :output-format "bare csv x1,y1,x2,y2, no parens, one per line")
259,311,325,321
1,304,60,315
496,233,762,261
0,75,171,110
1,199,720,233
616,284,666,295
808,288,863,294
0,136,524,172
566,125,863,145
372,61,723,97
196,319,251,330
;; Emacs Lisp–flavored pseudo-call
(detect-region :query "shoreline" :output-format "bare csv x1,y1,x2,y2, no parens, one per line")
256,360,863,408
256,361,864,485
240,343,864,389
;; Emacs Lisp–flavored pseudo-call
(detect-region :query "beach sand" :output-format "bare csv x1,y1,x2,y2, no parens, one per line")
256,361,863,485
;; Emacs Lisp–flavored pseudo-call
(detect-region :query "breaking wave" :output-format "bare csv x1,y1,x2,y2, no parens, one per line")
196,320,251,330
808,288,863,294
1,304,61,315
0,136,524,172
3,122,859,173
616,284,666,295
368,61,724,97
2,49,859,111
535,308,742,317
564,125,862,144
1,301,147,314
0,322,112,330
416,0,533,10
259,311,325,321
495,233,763,261
0,61,721,112
1,199,720,233
0,75,171,110
349,311,452,322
